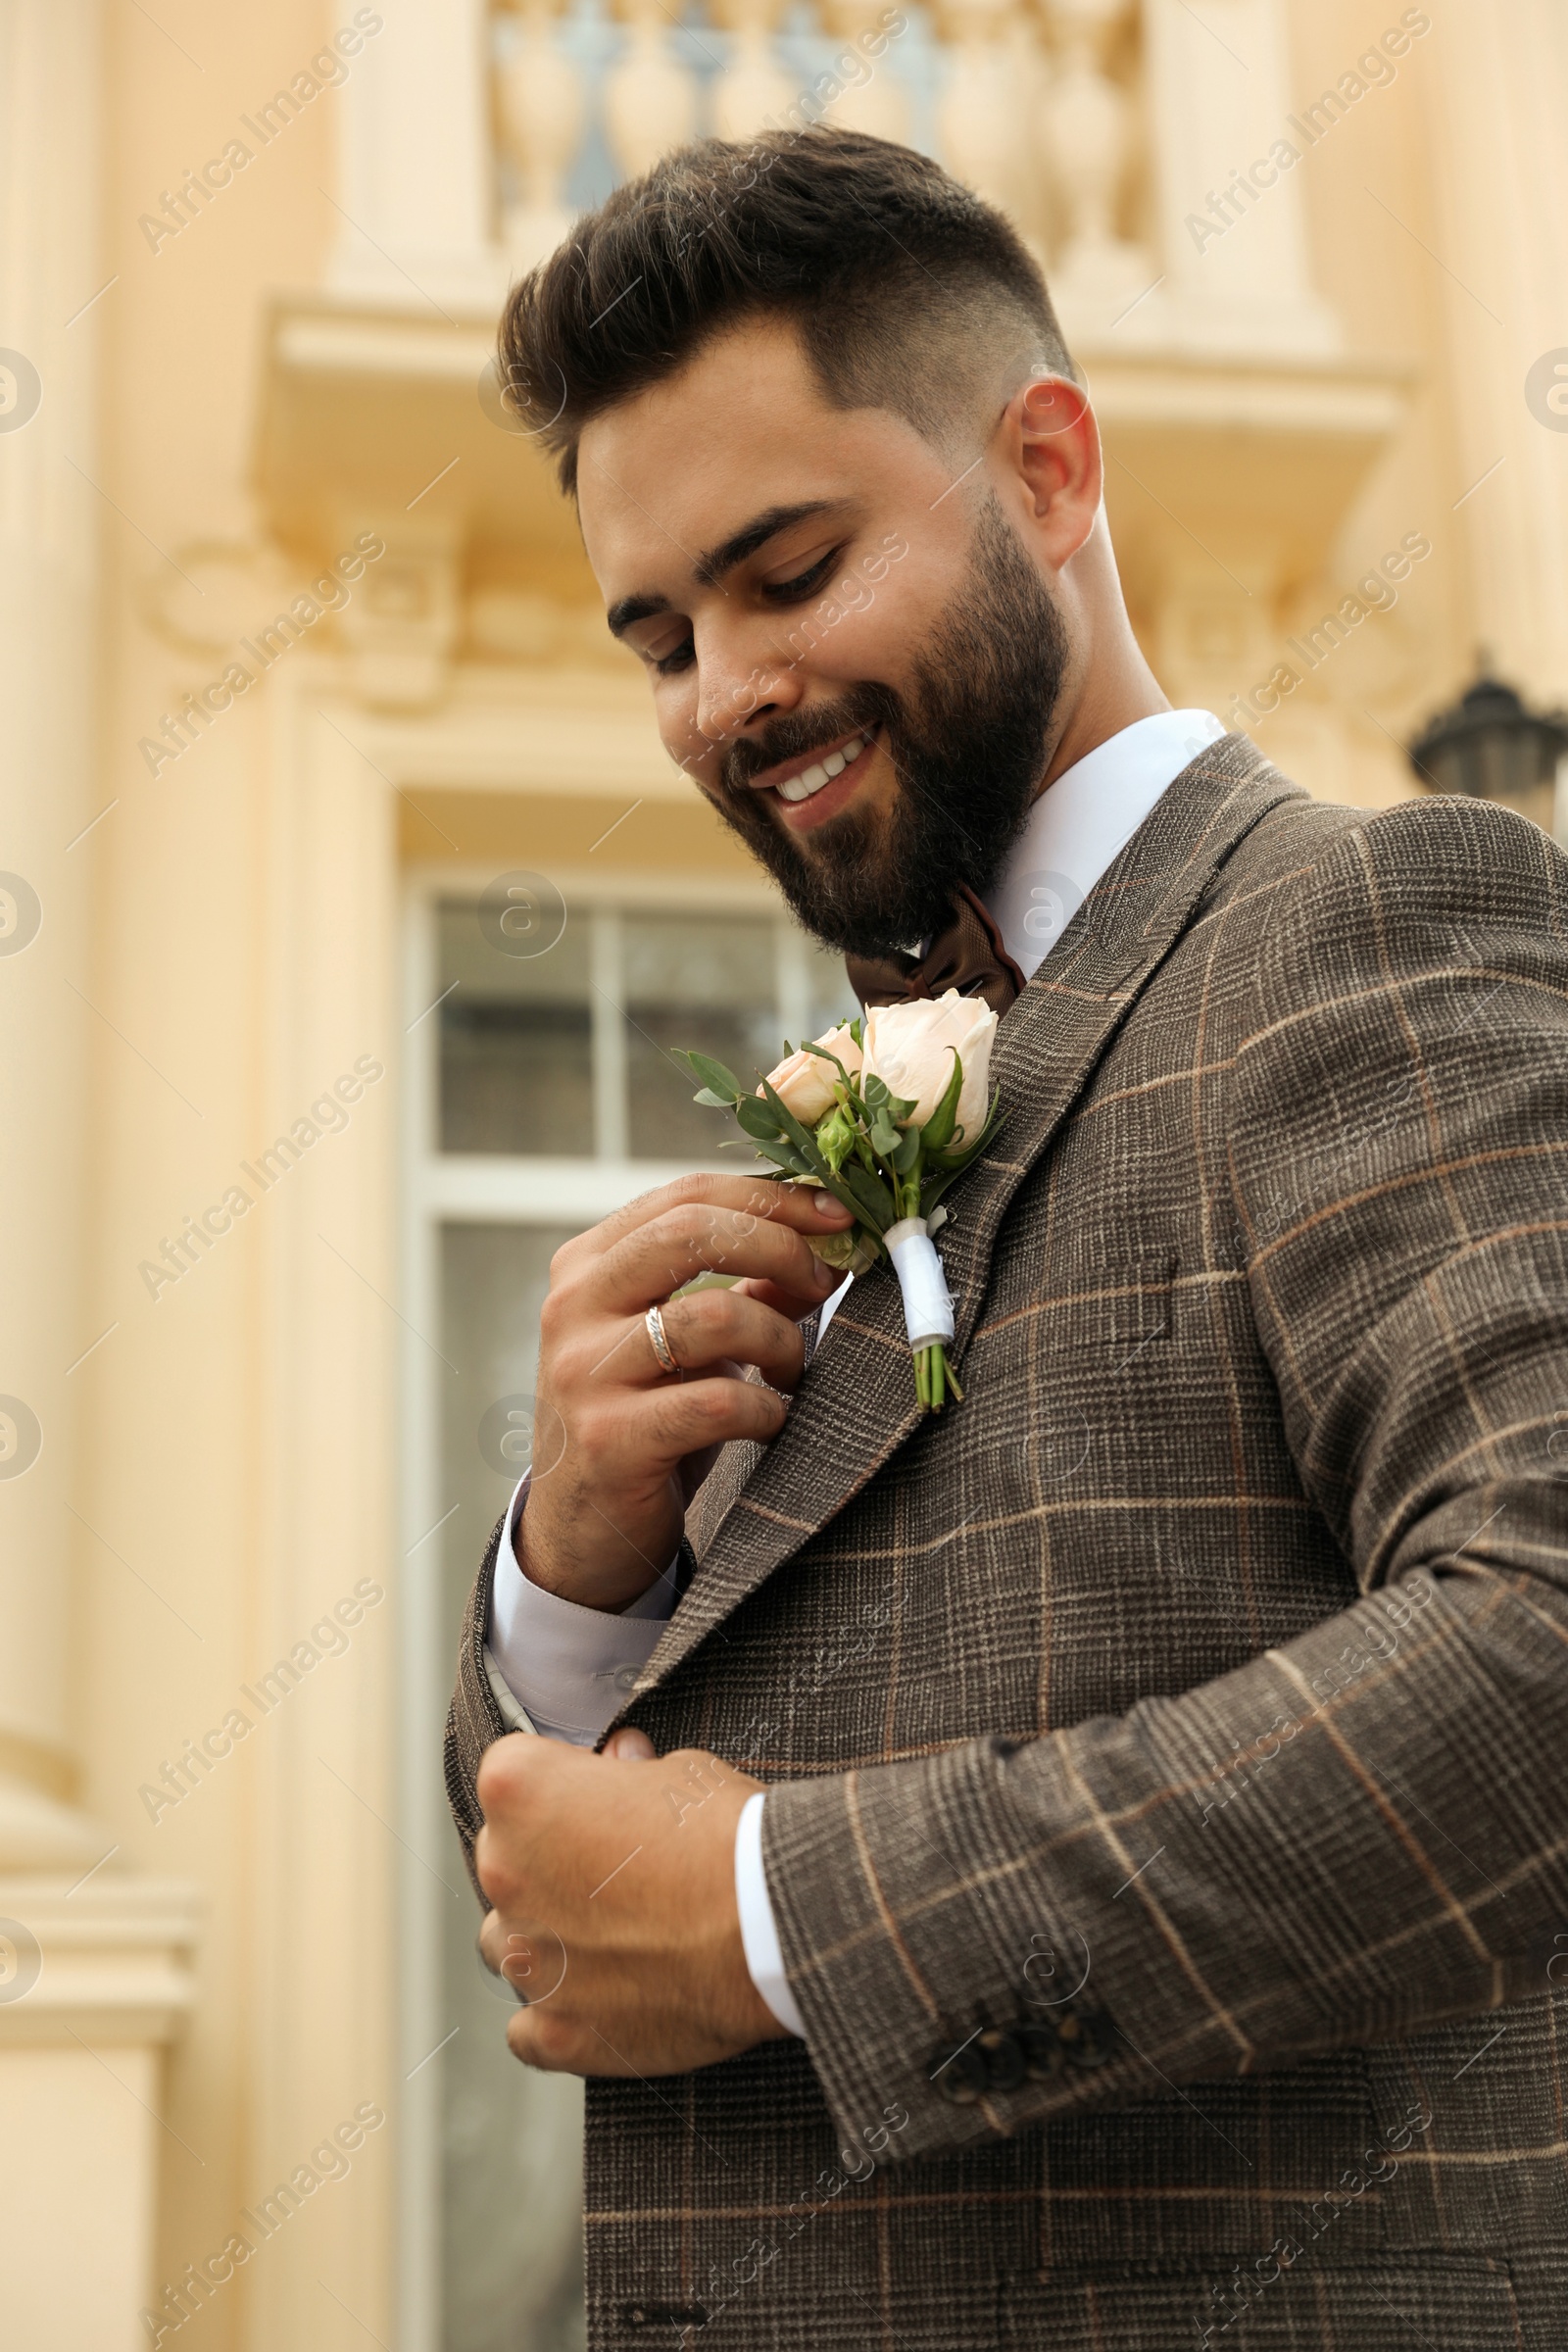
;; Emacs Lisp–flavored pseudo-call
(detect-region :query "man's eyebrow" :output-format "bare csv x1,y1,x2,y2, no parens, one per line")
605,501,842,639
606,591,671,641
693,500,839,589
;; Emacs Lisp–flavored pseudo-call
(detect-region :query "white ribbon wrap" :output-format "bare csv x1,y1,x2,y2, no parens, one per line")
883,1216,955,1352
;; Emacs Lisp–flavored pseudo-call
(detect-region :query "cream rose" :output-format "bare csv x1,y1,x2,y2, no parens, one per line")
862,989,997,1138
760,1020,863,1125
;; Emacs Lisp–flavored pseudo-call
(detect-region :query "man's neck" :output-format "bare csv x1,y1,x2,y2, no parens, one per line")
1038,649,1172,798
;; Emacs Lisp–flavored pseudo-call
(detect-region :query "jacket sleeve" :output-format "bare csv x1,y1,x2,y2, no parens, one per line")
761,796,1568,2163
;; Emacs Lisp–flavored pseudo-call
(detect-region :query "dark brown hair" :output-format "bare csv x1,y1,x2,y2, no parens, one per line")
499,128,1073,495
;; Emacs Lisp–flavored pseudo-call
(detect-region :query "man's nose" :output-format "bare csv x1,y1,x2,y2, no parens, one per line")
695,645,805,753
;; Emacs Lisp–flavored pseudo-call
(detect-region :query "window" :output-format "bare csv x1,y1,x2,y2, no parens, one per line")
400,870,850,2351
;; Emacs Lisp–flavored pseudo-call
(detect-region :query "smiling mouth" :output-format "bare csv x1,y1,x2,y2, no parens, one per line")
760,725,877,805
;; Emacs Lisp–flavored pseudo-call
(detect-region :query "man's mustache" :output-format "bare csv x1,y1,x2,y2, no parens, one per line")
720,686,896,795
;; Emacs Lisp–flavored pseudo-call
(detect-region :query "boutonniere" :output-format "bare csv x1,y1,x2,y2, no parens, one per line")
678,989,1003,1413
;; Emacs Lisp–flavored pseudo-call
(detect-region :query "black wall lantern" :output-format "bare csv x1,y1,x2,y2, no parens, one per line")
1407,667,1568,840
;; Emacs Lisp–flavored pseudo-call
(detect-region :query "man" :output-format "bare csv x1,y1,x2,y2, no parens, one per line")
447,129,1568,2347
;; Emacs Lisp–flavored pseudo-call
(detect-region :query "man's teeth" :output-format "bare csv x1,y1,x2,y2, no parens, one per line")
777,735,865,804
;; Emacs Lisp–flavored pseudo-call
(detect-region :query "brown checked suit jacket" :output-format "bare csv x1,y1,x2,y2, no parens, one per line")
447,737,1568,2351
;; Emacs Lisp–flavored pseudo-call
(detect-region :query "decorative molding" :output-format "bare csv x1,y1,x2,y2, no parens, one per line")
0,1874,199,2049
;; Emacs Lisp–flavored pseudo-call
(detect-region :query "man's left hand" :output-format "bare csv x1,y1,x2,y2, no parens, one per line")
474,1730,788,2077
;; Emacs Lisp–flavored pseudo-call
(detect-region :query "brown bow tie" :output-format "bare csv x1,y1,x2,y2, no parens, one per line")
846,884,1026,1015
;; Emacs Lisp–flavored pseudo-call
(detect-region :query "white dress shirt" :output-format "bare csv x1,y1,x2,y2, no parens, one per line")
484,709,1227,2039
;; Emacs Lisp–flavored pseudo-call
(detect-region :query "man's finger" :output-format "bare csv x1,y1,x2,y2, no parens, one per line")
619,1286,807,1392
563,1171,851,1263
561,1171,855,1274
603,1726,656,1759
730,1271,848,1320
576,1374,789,1470
593,1202,840,1315
477,1907,508,1977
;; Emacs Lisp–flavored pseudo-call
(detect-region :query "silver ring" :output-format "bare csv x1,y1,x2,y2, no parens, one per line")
645,1302,680,1377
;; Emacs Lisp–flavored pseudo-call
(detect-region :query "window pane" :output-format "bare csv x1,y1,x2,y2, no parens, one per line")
437,901,592,1156
623,911,779,1160
438,1221,587,2352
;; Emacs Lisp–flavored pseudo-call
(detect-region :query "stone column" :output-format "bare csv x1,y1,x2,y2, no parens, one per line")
330,0,500,307
0,5,196,2344
1138,0,1340,357
1419,0,1568,709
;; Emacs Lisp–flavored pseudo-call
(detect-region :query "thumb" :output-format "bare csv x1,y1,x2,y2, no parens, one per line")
603,1726,656,1761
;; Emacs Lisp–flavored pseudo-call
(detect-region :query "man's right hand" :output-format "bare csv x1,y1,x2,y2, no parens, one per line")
515,1175,855,1613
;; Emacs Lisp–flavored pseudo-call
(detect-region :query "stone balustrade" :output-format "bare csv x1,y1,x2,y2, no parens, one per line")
488,0,1154,339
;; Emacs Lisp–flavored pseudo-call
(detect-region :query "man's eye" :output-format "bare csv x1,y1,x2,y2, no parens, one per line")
764,548,844,604
653,638,695,675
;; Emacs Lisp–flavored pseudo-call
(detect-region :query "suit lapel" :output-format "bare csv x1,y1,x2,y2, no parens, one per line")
629,738,1302,1705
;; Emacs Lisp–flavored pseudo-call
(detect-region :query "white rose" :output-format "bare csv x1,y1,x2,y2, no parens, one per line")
862,989,996,1139
760,1020,863,1126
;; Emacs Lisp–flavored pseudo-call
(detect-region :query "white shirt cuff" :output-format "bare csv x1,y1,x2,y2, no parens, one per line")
484,1474,678,1746
734,1790,806,2038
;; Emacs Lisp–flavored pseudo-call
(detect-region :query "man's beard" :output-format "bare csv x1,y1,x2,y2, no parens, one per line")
709,496,1069,956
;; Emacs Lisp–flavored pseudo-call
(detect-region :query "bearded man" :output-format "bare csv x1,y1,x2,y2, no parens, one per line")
447,129,1568,2349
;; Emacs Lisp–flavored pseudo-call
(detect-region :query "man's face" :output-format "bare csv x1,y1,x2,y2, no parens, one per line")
578,315,1068,955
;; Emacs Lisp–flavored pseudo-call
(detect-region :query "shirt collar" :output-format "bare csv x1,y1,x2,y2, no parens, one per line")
985,709,1228,983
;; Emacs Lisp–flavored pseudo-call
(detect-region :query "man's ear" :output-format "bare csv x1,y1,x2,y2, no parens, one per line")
1005,373,1102,573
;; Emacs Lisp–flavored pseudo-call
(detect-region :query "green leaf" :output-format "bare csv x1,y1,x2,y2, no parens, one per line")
867,1113,902,1159
917,1050,964,1155
834,1158,897,1229
692,1086,731,1108
736,1093,787,1140
862,1072,889,1109
849,1015,863,1049
890,1125,920,1175
747,1135,814,1174
925,1094,1007,1172
885,1092,918,1125
917,1165,955,1214
798,1037,859,1089
680,1050,744,1103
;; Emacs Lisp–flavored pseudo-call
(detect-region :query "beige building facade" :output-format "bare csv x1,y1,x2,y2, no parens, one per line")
2,0,1565,2344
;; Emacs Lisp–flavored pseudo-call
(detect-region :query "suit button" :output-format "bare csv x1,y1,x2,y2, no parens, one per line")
1019,2022,1064,2082
1056,2007,1115,2069
977,2027,1027,2093
932,2035,990,2103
